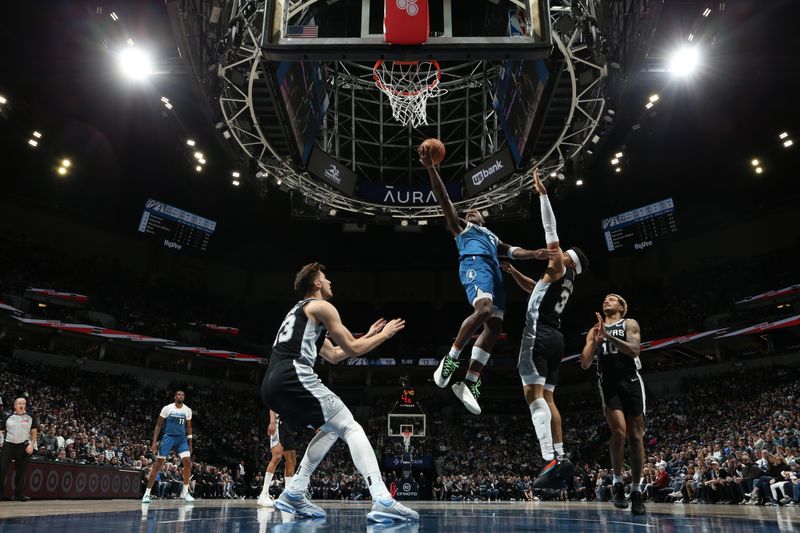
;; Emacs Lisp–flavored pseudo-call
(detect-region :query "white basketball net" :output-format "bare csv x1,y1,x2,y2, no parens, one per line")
374,60,447,128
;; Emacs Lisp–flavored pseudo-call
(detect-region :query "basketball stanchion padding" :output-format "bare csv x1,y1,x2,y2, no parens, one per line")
385,0,429,45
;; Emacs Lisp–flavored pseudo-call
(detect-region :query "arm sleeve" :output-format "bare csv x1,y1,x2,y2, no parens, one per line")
159,405,171,418
540,194,559,244
539,194,558,244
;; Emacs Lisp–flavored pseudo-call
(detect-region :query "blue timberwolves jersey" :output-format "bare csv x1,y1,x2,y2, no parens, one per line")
159,403,192,436
455,222,500,263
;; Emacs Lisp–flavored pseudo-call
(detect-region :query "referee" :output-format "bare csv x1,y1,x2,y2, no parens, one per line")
0,398,38,501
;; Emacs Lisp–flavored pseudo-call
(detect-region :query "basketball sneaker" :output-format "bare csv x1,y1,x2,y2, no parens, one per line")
452,379,481,415
367,498,420,523
434,356,459,388
258,493,275,507
630,491,647,515
532,457,575,489
182,491,195,503
274,491,326,518
612,482,628,509
142,494,151,504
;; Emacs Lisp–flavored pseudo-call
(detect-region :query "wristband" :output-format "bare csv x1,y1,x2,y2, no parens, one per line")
507,246,519,259
187,435,193,440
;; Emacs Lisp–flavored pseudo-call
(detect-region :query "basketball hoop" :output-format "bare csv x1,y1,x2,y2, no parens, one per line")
401,428,413,450
373,60,447,128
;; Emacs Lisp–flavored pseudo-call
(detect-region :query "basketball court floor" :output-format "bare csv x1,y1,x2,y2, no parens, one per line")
0,500,796,532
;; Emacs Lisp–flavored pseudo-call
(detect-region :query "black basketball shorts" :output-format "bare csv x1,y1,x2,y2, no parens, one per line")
598,372,646,417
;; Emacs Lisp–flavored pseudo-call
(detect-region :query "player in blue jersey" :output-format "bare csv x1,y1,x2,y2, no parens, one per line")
142,391,195,503
420,144,549,415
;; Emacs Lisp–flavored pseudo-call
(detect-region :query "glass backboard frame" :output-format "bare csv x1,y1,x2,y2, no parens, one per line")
262,0,553,61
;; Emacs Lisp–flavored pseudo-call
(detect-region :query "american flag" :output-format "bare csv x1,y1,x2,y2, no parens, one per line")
287,25,319,38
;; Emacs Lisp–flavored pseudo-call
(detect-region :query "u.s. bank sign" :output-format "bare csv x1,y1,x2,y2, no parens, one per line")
463,147,516,197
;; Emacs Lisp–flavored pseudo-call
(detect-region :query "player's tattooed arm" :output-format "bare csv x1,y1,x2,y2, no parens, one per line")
420,145,464,236
595,313,642,358
497,242,550,260
500,262,536,293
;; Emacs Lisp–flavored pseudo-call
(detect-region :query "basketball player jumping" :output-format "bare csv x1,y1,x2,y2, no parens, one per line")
262,263,418,522
257,410,297,507
580,294,646,514
511,170,588,489
420,143,548,415
142,390,195,503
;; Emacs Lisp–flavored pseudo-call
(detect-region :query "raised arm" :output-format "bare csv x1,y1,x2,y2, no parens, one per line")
308,301,404,360
596,313,642,358
500,262,537,294
420,145,464,236
533,169,564,281
497,242,550,261
319,318,389,364
581,321,603,369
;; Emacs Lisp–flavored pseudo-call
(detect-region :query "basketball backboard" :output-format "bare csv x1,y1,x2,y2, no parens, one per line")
262,0,552,61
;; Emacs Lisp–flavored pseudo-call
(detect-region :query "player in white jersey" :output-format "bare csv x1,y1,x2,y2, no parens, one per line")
261,263,418,522
257,410,297,507
142,390,195,503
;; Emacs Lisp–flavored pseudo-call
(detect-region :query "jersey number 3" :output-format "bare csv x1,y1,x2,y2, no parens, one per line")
274,313,297,346
554,287,572,314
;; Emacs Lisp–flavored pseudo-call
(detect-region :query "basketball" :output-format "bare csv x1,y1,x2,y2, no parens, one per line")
420,138,446,165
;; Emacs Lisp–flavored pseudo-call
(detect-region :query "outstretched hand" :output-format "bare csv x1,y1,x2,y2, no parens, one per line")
418,145,435,169
500,261,515,273
382,318,406,338
533,168,547,196
594,312,610,340
365,318,388,338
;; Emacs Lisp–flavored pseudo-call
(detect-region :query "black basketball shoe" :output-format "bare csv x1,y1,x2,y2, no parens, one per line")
630,491,647,515
612,482,628,509
532,457,575,489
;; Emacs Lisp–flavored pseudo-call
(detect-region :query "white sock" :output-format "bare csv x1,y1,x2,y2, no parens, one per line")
144,488,151,497
554,442,564,457
262,471,274,495
182,484,189,496
340,420,392,501
289,430,340,494
613,475,623,485
464,370,480,383
529,398,554,461
448,346,462,360
284,476,293,490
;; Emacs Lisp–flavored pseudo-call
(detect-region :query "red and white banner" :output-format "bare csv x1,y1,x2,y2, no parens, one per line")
192,323,240,335
168,346,261,362
736,284,800,305
716,314,800,338
0,302,23,315
14,318,175,344
26,287,89,305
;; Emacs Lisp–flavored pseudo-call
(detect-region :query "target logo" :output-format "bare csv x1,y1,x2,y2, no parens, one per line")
396,0,419,16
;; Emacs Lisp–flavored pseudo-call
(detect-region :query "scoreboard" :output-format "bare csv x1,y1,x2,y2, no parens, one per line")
601,198,677,252
137,199,216,252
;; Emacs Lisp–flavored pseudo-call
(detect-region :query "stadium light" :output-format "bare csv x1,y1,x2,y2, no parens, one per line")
649,94,660,103
276,178,282,186
61,159,71,168
198,158,206,165
186,139,196,147
418,219,428,226
611,158,620,165
329,208,337,216
615,152,623,158
481,210,490,218
779,132,788,139
195,165,202,172
118,47,153,80
645,102,654,109
28,139,38,147
127,38,135,47
615,167,622,173
194,152,203,160
400,219,409,227
784,140,794,148
110,12,119,21
668,46,700,77
576,179,584,187
751,159,759,166
702,8,711,17
0,95,6,104
232,180,240,186
232,171,240,178
33,131,42,138
755,167,763,174
56,166,68,176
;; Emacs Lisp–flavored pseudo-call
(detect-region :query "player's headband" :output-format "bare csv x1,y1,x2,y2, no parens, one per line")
566,249,582,275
